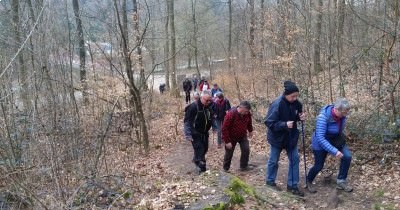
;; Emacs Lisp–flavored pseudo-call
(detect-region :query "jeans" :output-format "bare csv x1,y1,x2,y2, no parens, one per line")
212,119,223,145
191,133,209,171
307,145,352,182
223,137,250,170
266,145,300,188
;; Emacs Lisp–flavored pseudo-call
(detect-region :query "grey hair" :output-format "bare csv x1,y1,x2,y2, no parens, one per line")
239,100,252,110
334,98,351,111
193,92,200,97
200,90,212,97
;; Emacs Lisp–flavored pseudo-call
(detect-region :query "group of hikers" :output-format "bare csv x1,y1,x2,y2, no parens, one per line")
182,76,220,105
183,80,353,197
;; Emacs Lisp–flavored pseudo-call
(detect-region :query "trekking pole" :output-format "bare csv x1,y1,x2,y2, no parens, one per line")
301,121,308,188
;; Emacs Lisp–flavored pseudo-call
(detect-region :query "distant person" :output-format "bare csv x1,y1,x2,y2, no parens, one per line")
184,92,200,112
159,83,166,94
212,92,231,148
193,77,199,91
306,98,353,193
222,101,253,172
211,83,223,98
184,90,214,174
199,78,210,92
183,78,193,104
264,81,306,197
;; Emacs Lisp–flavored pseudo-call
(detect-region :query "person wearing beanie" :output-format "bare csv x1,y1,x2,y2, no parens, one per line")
264,80,306,196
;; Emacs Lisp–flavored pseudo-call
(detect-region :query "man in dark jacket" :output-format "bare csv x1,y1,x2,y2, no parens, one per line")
222,101,253,172
264,81,306,196
183,78,193,104
184,90,214,174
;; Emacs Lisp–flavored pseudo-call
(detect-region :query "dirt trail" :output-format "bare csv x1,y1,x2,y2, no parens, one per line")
164,135,378,209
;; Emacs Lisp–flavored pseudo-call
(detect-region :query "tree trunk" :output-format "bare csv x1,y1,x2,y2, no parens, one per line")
164,2,170,91
168,0,179,97
133,0,147,90
336,0,346,97
191,0,200,78
249,0,256,97
260,0,265,65
113,0,149,154
314,0,322,73
228,0,233,72
11,0,29,111
72,0,88,104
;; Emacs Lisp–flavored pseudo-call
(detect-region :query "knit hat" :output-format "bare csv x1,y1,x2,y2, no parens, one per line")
283,80,299,95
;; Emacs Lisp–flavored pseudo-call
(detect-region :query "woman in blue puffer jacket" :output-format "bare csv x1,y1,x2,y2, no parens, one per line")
306,98,353,193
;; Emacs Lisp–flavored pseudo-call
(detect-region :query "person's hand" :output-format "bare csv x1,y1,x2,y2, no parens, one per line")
287,121,294,129
248,132,253,139
225,143,233,149
299,112,306,121
335,151,343,159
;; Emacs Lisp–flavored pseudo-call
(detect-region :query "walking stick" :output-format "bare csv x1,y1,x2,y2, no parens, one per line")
301,121,308,188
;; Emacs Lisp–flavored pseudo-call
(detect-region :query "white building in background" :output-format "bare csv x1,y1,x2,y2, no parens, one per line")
85,41,112,55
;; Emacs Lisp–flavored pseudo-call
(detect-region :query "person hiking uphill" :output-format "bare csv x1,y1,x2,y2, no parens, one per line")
211,83,223,98
183,78,193,104
193,76,199,91
264,81,306,196
184,90,214,174
222,101,254,172
212,92,231,148
199,78,210,92
306,98,353,193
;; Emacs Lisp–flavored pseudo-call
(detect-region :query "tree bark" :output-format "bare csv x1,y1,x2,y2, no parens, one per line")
72,0,88,104
168,0,179,97
249,0,256,97
336,0,346,97
11,0,29,110
114,0,149,154
191,0,200,78
133,0,147,90
314,0,322,73
164,1,170,90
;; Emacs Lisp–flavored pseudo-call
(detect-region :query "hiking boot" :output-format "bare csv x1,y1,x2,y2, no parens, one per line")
240,164,256,171
287,186,305,197
336,181,353,192
239,166,253,171
266,181,282,191
194,166,201,175
306,181,317,193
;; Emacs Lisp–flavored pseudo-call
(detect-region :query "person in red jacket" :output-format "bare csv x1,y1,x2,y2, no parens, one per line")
222,101,253,172
199,79,210,91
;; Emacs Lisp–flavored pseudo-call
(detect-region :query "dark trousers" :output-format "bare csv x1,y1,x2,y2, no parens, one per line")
192,133,209,171
185,91,191,103
223,137,250,170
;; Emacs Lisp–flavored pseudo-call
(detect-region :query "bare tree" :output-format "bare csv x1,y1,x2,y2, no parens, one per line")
168,0,179,97
336,0,346,97
72,0,88,104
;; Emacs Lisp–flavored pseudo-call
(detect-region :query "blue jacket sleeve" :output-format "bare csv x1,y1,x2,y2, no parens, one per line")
315,114,338,155
264,102,288,131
